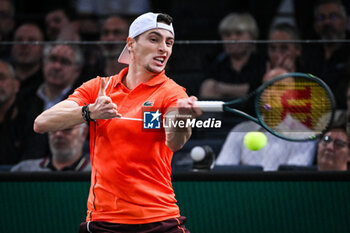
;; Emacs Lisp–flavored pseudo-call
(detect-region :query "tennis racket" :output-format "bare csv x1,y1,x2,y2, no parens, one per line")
196,72,336,141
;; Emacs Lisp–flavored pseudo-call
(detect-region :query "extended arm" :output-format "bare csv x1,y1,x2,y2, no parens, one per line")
34,78,120,134
34,100,84,133
165,96,202,152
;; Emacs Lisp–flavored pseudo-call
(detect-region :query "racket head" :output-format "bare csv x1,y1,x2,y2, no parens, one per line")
255,72,336,141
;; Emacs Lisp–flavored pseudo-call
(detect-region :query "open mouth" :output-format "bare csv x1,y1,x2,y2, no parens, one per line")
154,57,165,65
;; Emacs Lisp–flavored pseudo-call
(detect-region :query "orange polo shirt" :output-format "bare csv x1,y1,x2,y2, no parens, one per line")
68,68,188,224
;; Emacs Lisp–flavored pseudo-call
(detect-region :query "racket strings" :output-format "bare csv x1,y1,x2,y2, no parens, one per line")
258,76,333,138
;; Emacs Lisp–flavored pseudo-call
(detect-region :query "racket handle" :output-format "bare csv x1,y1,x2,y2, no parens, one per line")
195,101,225,112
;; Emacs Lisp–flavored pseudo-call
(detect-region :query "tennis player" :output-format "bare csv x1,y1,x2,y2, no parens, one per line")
34,12,201,233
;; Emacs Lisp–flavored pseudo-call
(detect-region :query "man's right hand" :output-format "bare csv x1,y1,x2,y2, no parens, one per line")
89,78,121,120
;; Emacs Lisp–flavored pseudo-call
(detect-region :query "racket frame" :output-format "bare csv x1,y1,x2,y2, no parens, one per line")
222,72,336,141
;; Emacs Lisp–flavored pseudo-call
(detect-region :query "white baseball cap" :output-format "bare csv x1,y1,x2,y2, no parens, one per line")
118,12,175,64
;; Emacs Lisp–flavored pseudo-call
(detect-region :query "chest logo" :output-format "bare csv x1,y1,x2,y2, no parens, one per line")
143,100,154,106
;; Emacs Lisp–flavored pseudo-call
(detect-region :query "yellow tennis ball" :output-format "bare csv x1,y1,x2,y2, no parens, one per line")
244,132,267,151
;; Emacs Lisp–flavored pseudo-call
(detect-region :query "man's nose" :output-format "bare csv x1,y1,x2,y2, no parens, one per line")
158,42,166,52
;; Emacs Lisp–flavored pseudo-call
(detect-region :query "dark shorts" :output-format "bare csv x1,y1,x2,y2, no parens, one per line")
79,216,190,233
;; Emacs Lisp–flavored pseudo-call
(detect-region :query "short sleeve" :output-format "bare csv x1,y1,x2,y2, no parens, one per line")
67,77,101,106
162,79,188,111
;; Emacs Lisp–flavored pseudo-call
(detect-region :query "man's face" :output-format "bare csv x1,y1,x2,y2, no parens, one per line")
130,28,174,74
221,30,254,57
0,62,19,105
318,129,349,171
43,45,80,89
11,24,43,65
314,3,347,40
49,125,85,161
0,0,14,36
268,31,301,69
45,10,70,41
100,17,129,57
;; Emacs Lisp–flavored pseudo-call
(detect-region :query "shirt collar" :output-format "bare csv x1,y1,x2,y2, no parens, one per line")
37,84,73,110
115,67,168,88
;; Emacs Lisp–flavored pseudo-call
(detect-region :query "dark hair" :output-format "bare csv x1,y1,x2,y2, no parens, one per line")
268,22,302,49
269,23,301,40
313,0,347,19
313,111,348,165
324,112,348,143
332,117,347,132
157,13,173,25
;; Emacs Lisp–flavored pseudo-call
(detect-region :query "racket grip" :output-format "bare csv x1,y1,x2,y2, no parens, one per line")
195,101,225,112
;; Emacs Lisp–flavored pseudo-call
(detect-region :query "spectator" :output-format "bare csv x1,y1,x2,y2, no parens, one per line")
75,15,131,86
25,44,83,114
11,123,90,171
303,0,350,109
20,44,84,157
0,0,15,60
266,22,303,73
99,15,129,76
198,13,266,132
316,122,349,171
73,0,150,42
199,12,265,101
45,8,78,41
0,0,14,39
11,23,44,99
215,68,317,171
74,0,151,18
73,14,100,41
0,60,47,164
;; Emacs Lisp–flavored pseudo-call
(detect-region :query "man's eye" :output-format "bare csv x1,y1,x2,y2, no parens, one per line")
269,45,276,51
280,45,288,52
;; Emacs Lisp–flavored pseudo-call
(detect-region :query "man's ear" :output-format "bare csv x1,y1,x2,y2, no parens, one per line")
126,37,134,51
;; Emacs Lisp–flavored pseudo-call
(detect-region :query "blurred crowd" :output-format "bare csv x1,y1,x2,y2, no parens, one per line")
1,0,350,172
